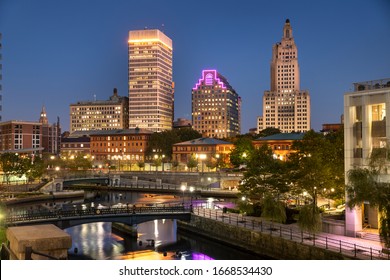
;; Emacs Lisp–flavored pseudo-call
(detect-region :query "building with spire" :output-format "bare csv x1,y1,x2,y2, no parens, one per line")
192,69,241,138
257,19,310,133
39,106,61,155
128,29,174,132
69,88,129,133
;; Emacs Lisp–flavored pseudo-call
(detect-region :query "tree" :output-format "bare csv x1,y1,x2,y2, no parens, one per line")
257,127,281,138
0,153,25,183
346,166,390,247
298,204,322,233
229,136,255,168
137,161,145,171
186,155,198,172
239,144,289,200
261,194,287,224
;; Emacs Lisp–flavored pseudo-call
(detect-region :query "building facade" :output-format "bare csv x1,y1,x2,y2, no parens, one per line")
172,137,234,170
89,128,153,169
253,133,304,161
0,120,42,154
344,77,390,237
39,107,61,155
0,33,2,122
192,70,241,138
128,29,174,132
257,19,310,133
69,88,129,133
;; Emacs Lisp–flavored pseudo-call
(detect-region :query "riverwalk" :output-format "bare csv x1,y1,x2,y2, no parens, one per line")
190,208,389,260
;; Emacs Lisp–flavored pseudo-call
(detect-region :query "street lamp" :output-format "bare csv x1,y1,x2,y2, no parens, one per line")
180,184,186,204
189,186,194,206
199,154,207,174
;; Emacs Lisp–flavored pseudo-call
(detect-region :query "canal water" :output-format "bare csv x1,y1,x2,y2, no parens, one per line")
7,190,269,260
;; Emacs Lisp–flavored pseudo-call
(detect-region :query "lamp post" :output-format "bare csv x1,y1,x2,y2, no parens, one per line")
189,186,194,206
180,184,186,204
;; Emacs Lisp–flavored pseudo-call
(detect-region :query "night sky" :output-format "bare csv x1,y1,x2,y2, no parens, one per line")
1,0,389,133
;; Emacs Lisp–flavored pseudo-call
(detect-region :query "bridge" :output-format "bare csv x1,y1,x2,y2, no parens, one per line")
5,205,191,229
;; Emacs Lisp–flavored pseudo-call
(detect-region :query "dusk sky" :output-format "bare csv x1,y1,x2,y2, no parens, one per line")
1,0,389,133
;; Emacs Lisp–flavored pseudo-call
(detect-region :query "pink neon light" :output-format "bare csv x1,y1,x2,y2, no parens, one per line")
192,69,227,90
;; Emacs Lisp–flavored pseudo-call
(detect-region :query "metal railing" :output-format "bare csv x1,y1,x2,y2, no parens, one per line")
5,204,189,225
193,208,390,260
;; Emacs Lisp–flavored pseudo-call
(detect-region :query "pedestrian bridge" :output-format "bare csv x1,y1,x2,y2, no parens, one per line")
5,205,191,229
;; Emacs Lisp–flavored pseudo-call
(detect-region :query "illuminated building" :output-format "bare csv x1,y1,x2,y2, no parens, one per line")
172,137,233,170
128,29,174,132
253,133,304,161
69,88,129,133
90,128,153,168
257,19,310,133
344,78,390,237
39,106,61,155
192,70,241,138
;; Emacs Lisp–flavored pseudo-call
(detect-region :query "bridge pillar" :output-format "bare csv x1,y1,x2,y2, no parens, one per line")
110,174,121,186
112,223,138,238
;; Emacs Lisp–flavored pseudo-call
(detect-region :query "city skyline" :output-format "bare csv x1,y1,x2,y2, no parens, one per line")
0,0,389,133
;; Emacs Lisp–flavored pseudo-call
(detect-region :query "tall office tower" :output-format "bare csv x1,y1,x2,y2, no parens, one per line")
70,88,129,133
257,19,310,133
192,69,241,138
0,33,2,122
128,29,173,132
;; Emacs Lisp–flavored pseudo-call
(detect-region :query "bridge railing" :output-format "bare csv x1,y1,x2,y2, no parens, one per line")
5,204,190,225
193,207,390,260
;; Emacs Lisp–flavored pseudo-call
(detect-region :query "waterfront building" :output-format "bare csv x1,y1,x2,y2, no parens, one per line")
257,19,310,133
0,120,42,154
89,128,153,169
344,77,390,237
172,137,234,170
192,70,241,138
128,29,174,132
252,132,304,161
69,88,129,133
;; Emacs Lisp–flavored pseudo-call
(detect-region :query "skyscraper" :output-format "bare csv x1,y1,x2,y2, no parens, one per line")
257,19,310,133
128,29,173,132
0,33,2,122
192,69,241,138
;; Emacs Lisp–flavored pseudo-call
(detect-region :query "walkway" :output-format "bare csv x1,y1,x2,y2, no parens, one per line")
193,208,389,260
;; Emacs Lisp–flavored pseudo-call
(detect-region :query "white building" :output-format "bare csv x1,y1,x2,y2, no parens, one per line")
344,77,390,236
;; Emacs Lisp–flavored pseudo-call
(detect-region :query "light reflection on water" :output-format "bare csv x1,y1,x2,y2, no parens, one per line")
65,219,212,260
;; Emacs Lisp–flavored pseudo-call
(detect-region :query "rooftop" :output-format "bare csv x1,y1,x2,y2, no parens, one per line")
69,128,154,137
353,78,390,92
256,133,305,141
174,137,233,146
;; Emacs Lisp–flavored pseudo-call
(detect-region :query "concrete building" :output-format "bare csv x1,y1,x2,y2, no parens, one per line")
192,70,241,138
69,88,129,133
344,77,390,237
128,29,174,132
173,118,192,129
257,19,310,133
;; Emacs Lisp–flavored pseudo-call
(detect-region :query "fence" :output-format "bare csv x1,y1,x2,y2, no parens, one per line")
193,207,390,260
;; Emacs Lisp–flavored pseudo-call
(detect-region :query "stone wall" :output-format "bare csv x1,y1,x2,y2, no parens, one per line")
178,215,352,260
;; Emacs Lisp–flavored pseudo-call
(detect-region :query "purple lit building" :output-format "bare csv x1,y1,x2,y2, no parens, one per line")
192,70,241,138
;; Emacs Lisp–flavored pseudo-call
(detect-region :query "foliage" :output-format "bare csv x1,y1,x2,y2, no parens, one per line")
137,161,145,170
229,136,255,168
257,127,281,138
261,195,287,223
146,128,201,161
346,167,390,246
186,155,198,171
239,144,289,199
298,204,322,233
